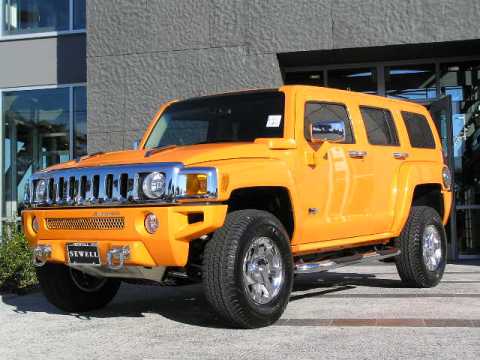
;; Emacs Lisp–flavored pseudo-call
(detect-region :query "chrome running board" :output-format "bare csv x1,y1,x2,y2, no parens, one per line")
294,247,400,274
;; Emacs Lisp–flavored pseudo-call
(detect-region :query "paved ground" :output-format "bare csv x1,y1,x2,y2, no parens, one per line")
1,262,479,360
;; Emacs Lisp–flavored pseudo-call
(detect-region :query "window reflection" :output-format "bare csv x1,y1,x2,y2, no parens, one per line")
385,64,437,100
439,61,480,255
2,0,86,35
2,86,86,216
74,86,87,157
284,72,324,86
3,88,69,212
3,0,69,35
328,68,377,94
73,0,85,30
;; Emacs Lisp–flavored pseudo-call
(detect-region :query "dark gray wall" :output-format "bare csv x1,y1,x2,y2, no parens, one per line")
0,34,86,88
87,0,480,153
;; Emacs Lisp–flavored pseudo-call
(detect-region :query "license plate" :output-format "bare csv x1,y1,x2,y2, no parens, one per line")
67,243,101,265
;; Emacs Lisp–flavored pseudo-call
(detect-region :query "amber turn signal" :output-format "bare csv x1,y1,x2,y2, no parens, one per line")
185,174,208,196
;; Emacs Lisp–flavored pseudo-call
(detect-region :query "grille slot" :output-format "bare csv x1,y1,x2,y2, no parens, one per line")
46,217,125,230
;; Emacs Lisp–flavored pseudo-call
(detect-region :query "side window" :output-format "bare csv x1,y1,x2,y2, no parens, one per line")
360,107,399,146
304,102,354,143
401,111,436,149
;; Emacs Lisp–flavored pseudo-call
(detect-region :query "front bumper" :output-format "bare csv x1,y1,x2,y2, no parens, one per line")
22,204,227,267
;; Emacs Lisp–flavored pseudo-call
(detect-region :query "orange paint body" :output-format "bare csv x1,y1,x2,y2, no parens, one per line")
22,86,452,267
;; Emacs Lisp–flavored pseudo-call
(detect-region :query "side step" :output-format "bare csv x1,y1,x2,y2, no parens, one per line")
294,247,400,274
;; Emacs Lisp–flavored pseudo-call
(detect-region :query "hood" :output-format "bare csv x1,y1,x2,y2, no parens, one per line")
43,143,275,172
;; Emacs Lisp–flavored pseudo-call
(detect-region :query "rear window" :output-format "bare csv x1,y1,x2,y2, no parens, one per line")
360,107,399,146
401,111,436,149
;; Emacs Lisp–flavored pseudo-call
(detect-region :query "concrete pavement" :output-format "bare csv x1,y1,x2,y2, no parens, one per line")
1,262,479,360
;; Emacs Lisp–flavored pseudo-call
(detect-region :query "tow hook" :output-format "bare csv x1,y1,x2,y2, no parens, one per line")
32,245,52,267
107,246,130,270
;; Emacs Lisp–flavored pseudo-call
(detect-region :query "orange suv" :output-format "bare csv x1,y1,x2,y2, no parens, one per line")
22,86,452,328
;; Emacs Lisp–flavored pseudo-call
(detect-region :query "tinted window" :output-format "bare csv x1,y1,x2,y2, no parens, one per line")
401,111,436,149
360,107,399,146
304,103,354,143
145,91,285,148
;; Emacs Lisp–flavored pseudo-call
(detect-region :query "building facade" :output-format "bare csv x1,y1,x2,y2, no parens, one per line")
0,0,87,227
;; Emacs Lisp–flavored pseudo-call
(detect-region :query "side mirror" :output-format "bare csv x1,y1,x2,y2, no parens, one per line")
132,140,140,150
310,120,346,144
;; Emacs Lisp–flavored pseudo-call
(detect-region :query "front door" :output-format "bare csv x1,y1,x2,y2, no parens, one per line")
294,95,373,245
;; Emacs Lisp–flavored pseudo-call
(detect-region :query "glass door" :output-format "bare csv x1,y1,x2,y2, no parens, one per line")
428,96,457,259
3,88,70,217
439,62,480,258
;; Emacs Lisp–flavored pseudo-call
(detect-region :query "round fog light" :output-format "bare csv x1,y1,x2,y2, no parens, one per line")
32,217,40,233
144,213,159,234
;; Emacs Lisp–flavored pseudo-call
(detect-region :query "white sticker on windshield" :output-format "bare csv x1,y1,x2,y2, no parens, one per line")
266,115,282,128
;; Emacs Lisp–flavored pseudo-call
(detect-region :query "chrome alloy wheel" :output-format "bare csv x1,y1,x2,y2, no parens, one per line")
422,225,443,272
242,236,284,305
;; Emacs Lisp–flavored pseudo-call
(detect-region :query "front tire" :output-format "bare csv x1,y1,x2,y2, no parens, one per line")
395,206,447,288
36,263,121,312
203,210,293,328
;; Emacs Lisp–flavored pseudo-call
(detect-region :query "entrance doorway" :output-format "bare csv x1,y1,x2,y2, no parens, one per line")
427,96,456,259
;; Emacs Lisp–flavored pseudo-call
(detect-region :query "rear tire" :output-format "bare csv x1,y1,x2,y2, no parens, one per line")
36,263,120,312
395,206,447,288
203,210,293,328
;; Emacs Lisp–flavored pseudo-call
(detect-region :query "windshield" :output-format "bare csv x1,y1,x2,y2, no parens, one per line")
144,91,285,149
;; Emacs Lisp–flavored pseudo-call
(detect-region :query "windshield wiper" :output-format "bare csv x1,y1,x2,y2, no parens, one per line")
144,144,177,158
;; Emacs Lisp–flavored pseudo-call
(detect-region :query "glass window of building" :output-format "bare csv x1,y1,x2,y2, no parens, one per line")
327,68,377,94
439,61,480,255
73,0,85,30
2,85,86,217
385,64,437,100
73,86,87,157
2,0,85,36
284,72,324,86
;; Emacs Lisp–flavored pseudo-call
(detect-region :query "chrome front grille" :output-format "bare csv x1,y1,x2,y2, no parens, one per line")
24,162,218,208
25,163,182,207
46,217,125,230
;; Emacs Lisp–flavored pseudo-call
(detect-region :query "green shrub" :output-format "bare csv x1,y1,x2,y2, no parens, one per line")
0,224,38,293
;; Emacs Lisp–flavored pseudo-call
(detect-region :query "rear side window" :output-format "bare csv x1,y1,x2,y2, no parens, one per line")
304,102,354,143
401,111,436,149
360,107,399,146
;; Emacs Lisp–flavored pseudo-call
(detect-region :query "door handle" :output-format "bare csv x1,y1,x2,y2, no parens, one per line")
348,150,367,159
393,152,409,160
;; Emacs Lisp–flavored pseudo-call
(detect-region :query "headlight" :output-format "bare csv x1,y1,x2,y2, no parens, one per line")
442,166,452,190
142,172,166,199
35,179,48,203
